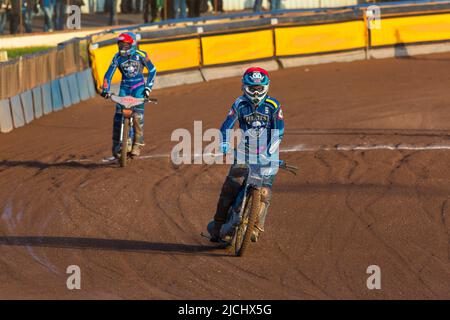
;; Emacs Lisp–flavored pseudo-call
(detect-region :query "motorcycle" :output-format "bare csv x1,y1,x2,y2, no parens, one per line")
206,156,298,257
108,94,157,167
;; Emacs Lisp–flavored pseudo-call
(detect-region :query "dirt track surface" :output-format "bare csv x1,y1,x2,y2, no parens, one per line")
1,53,450,299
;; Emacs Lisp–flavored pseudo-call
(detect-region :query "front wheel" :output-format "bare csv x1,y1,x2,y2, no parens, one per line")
120,118,130,168
234,188,261,257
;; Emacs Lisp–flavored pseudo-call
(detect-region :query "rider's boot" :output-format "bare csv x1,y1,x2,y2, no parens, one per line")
251,187,272,242
251,226,264,243
112,141,121,159
131,143,144,157
208,220,223,243
209,176,241,242
132,112,144,157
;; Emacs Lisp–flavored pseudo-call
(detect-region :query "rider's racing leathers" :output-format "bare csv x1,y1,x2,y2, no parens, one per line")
213,94,285,236
102,49,156,157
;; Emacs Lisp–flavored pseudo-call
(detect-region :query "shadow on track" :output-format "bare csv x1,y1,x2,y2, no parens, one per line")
276,182,450,197
0,160,112,170
0,236,227,257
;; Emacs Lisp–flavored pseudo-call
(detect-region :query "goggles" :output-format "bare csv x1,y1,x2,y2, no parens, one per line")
118,41,132,53
244,85,267,96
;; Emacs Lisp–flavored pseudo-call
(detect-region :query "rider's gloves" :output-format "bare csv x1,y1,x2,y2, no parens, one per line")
267,139,281,156
144,87,152,99
100,89,110,99
220,142,230,154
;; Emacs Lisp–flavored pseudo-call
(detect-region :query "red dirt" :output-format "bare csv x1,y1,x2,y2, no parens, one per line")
1,53,450,299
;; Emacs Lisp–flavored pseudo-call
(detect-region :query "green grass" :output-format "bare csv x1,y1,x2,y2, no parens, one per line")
5,46,53,59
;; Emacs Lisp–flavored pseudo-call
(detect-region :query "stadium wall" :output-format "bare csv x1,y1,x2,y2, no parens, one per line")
88,7,450,91
0,40,97,133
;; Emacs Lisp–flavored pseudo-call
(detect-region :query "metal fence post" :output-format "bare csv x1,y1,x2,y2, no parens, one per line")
164,0,167,20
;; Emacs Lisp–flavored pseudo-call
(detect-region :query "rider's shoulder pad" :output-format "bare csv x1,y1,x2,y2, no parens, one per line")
136,49,148,60
233,96,247,109
112,52,121,64
264,96,281,110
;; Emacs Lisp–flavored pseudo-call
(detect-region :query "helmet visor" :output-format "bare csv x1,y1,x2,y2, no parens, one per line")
244,85,268,97
118,41,132,53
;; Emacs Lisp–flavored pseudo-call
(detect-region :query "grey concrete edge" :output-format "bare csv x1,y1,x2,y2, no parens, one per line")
152,69,204,90
369,42,450,59
279,50,367,68
201,60,280,82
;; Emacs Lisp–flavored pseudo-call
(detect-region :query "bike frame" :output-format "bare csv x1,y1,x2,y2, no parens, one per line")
119,107,135,150
220,162,278,241
110,94,157,152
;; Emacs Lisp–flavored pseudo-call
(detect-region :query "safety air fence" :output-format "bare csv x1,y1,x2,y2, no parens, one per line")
0,39,97,133
3,0,450,134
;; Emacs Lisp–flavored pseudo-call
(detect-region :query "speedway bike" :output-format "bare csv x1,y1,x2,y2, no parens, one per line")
109,94,157,167
207,153,298,257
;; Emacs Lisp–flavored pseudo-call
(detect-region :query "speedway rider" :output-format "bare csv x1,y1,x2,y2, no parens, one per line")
208,67,285,243
101,32,157,158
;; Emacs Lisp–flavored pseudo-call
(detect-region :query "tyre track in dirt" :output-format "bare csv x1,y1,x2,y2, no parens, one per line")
1,52,450,298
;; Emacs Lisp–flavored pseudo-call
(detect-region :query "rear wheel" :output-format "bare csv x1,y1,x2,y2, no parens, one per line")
234,188,261,257
120,118,130,168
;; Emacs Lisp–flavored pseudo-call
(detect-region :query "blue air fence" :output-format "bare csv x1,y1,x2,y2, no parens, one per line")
0,39,96,133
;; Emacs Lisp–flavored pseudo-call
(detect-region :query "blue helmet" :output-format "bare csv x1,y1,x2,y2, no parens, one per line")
242,67,270,106
117,32,137,56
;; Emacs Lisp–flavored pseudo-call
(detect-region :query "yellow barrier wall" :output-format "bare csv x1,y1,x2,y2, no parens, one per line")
275,20,366,56
370,13,450,46
139,38,201,72
89,12,450,89
201,30,274,65
90,44,122,89
90,38,201,89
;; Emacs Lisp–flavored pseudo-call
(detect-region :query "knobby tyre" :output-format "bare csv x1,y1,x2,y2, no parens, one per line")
121,118,130,168
235,188,261,257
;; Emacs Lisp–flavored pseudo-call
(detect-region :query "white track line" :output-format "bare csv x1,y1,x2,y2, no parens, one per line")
282,144,450,152
70,143,450,164
170,144,450,159
137,153,171,159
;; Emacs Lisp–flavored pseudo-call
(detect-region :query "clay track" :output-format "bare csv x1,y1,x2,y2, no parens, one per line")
1,53,450,299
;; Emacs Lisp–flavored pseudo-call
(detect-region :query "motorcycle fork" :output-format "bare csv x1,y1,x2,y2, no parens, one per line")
234,179,250,217
119,112,134,145
119,118,124,144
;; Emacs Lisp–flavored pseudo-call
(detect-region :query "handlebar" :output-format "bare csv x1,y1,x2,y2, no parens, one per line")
228,149,298,175
144,97,158,104
279,161,299,175
107,93,158,106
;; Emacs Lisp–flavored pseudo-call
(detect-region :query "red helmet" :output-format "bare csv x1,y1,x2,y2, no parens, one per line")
243,67,269,80
118,32,135,44
242,67,270,106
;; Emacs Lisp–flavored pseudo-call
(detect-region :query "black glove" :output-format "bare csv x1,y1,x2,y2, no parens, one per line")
144,87,152,99
100,90,110,99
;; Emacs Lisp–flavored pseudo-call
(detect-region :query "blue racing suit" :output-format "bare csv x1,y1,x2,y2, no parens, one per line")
220,95,285,162
214,95,285,230
102,49,157,156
